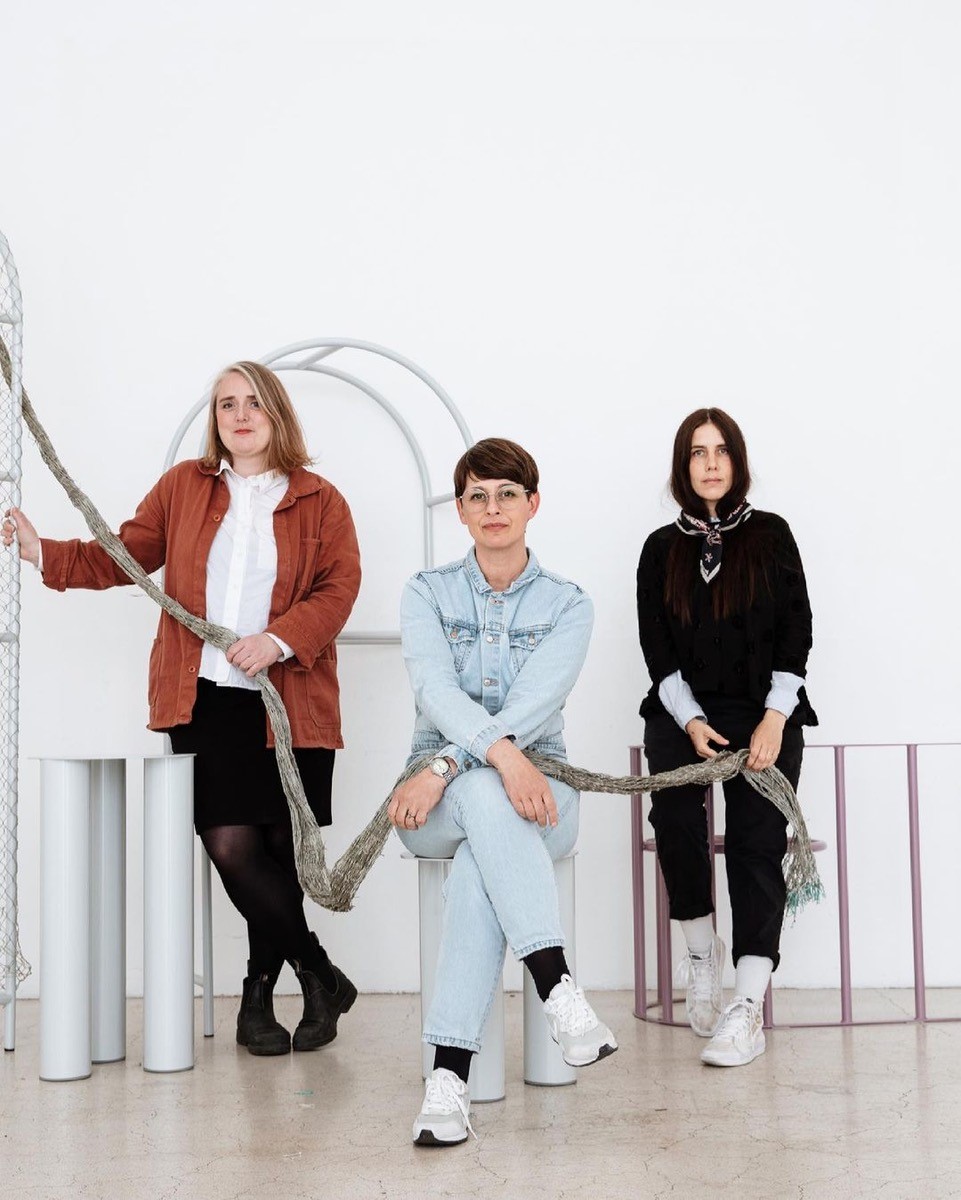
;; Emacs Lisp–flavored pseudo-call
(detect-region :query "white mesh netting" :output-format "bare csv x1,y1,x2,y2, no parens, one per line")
0,232,29,987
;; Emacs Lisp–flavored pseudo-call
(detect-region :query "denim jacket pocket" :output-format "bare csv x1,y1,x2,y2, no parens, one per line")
508,623,551,671
441,617,479,673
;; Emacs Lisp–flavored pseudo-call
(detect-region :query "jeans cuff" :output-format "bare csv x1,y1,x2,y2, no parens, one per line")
514,936,565,959
424,1033,481,1053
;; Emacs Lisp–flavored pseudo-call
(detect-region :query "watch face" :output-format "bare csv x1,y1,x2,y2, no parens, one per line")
430,759,447,777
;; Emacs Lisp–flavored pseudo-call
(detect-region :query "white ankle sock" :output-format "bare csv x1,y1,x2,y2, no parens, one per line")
679,915,715,956
734,955,773,1003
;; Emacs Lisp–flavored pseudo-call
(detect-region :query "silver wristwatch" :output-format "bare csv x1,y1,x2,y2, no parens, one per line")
428,756,456,785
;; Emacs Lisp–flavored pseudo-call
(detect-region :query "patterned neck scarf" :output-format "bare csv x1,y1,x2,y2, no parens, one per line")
675,500,753,584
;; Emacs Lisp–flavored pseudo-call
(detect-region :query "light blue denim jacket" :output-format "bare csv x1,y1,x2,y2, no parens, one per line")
400,547,593,771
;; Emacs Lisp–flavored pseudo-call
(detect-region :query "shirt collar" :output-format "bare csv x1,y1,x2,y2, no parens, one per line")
217,459,286,494
464,546,540,595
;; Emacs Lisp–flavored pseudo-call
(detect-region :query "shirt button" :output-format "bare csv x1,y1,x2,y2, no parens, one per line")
213,515,222,522
484,678,493,686
485,635,494,643
188,666,196,673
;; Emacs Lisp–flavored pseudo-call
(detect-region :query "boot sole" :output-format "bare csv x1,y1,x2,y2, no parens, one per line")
242,1040,292,1056
236,1032,291,1056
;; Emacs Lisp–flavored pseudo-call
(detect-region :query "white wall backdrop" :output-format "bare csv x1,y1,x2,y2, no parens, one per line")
4,1,959,998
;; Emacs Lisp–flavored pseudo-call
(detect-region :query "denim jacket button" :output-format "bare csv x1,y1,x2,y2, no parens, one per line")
485,635,494,643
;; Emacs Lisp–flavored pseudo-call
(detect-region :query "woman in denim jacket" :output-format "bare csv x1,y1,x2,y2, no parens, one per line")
388,438,617,1147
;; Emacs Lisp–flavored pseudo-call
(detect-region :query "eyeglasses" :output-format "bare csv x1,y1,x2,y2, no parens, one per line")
459,484,531,512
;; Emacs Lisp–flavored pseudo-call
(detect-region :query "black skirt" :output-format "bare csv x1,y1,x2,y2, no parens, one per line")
168,678,335,833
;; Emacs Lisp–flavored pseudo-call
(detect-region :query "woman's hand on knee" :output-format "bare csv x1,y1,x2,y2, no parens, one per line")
487,739,558,827
746,710,786,771
388,769,445,831
685,718,729,759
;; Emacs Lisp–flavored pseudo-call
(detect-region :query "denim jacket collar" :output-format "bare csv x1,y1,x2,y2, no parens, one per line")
464,546,541,596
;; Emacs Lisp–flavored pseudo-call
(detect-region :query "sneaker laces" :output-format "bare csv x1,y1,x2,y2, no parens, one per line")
423,1071,477,1139
714,997,757,1042
675,950,716,1002
546,977,597,1036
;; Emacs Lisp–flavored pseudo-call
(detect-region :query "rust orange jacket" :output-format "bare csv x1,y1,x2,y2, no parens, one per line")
40,459,362,748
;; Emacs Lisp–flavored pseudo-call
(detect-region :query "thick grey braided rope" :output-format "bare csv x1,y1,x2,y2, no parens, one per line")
1,338,823,914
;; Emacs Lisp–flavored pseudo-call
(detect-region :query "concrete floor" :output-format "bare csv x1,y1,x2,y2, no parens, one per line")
3,989,960,1200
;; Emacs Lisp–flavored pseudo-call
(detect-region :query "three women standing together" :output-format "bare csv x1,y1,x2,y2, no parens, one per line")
3,372,814,1146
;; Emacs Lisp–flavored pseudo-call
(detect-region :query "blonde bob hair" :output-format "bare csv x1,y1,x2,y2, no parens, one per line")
202,361,312,474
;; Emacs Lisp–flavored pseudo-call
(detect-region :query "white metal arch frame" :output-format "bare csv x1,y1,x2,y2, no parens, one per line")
166,338,473,1032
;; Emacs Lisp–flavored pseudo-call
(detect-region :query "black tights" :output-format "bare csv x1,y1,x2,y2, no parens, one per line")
200,819,322,976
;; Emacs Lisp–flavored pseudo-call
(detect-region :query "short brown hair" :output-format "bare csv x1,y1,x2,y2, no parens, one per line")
202,361,312,474
453,438,539,498
669,407,751,519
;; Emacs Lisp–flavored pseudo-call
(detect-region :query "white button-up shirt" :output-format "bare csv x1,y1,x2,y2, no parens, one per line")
199,462,294,690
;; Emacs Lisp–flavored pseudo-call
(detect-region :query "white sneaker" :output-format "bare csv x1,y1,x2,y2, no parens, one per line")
675,934,725,1037
700,996,765,1067
543,975,618,1067
413,1068,476,1146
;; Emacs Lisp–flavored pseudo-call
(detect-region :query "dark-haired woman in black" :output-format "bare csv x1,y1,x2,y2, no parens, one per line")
636,408,816,1067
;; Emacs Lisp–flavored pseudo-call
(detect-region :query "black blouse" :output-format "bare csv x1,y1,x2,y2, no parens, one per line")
636,510,817,727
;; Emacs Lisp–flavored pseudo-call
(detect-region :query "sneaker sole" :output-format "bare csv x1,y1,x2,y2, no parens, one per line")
413,1129,469,1147
701,1042,766,1068
560,1040,618,1068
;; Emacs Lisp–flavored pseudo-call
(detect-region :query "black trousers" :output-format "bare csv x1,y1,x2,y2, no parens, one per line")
643,696,803,970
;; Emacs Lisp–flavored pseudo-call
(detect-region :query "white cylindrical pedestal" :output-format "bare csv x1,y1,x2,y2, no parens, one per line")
143,756,194,1073
415,856,506,1103
90,759,126,1063
524,855,577,1087
39,759,92,1082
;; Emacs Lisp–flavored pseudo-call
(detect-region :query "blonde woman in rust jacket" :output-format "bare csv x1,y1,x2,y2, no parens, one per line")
4,362,361,1058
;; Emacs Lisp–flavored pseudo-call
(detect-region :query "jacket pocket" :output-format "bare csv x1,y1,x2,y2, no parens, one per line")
508,623,550,671
441,617,478,674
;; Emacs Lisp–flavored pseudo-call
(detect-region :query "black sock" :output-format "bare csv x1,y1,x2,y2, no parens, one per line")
523,945,570,1002
432,1045,474,1085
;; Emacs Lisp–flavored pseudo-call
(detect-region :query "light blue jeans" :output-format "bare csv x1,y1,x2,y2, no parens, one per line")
398,765,580,1052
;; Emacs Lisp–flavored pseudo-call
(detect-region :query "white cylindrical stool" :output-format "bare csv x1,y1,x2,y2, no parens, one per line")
143,755,194,1073
523,854,577,1087
39,758,92,1081
415,856,506,1103
90,759,126,1064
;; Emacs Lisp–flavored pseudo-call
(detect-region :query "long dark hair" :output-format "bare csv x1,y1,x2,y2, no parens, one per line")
664,408,772,624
